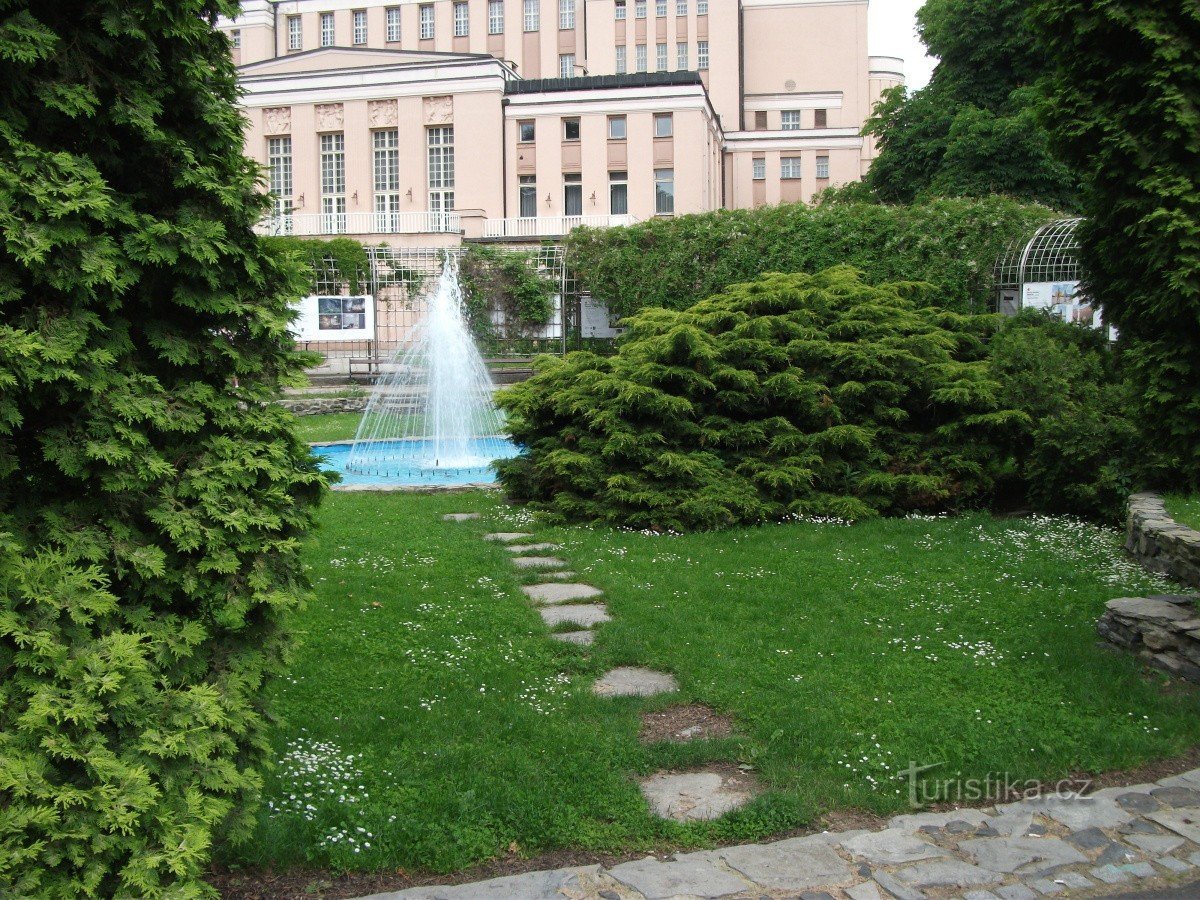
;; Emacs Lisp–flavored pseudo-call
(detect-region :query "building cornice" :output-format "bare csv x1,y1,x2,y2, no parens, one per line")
724,129,863,151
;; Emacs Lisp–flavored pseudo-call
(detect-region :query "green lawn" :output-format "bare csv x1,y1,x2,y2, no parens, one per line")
232,491,1200,875
292,411,362,444
1165,494,1200,531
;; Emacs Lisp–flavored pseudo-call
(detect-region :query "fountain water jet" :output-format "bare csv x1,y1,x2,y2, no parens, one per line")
337,254,518,483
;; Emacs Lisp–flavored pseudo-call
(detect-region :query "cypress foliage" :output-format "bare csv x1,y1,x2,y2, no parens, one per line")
0,1,324,895
1031,0,1200,484
497,268,1017,531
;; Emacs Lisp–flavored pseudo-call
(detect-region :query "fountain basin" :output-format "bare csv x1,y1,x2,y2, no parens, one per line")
313,437,520,487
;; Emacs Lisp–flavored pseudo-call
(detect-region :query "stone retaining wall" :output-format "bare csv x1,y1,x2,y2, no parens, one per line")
279,396,367,416
1098,594,1200,683
1126,492,1200,587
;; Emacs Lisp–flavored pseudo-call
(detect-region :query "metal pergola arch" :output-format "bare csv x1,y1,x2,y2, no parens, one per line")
993,218,1084,312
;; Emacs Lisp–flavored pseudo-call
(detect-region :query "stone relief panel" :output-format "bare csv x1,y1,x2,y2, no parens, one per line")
315,103,345,131
368,99,399,128
263,107,291,135
423,95,453,126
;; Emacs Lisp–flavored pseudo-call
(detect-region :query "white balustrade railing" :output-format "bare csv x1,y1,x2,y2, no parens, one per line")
255,211,462,237
482,214,637,238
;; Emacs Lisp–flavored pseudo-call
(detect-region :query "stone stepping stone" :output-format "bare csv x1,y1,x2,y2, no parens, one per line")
506,542,562,553
521,583,603,604
593,666,678,697
511,556,568,569
443,512,480,521
638,768,756,821
483,532,533,542
539,604,610,628
550,630,595,646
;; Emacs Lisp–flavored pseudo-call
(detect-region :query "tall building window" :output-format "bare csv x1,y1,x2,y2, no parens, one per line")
353,9,368,44
696,40,708,69
519,175,537,217
656,0,666,15
814,108,828,128
816,155,830,179
427,126,455,229
564,173,583,217
518,120,535,142
608,115,627,139
752,157,765,180
781,110,801,130
781,156,802,179
489,0,504,34
677,41,687,69
615,44,626,73
635,43,647,72
635,0,647,18
655,168,674,214
676,0,687,14
387,7,401,41
373,129,401,231
524,0,539,31
656,42,667,71
420,4,435,38
267,136,293,230
563,117,581,140
559,53,575,77
609,170,628,215
230,29,241,49
320,12,335,46
455,1,470,35
560,0,576,29
615,0,626,20
287,15,302,50
654,112,673,137
697,0,708,12
320,133,346,233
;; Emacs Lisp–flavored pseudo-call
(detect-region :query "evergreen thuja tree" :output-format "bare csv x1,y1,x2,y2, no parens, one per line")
0,1,324,896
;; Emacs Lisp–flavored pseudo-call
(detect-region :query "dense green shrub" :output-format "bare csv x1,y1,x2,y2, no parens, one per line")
459,244,556,347
566,197,1054,319
497,268,1016,530
261,236,372,294
0,1,324,896
1032,0,1200,486
987,312,1144,521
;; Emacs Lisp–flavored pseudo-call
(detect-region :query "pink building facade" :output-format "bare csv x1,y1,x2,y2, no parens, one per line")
220,0,903,246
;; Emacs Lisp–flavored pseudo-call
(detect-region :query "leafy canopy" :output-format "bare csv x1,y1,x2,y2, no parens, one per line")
0,0,324,896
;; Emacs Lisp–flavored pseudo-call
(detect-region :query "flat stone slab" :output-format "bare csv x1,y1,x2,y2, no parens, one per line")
539,604,610,629
607,854,746,899
442,513,481,522
1157,768,1200,790
506,543,562,553
889,859,1004,890
1147,808,1200,843
521,582,603,604
511,556,568,569
1106,597,1196,623
717,835,852,891
889,809,991,830
960,836,1087,875
840,828,948,865
1126,832,1186,854
482,532,533,542
639,770,754,821
378,864,601,898
550,630,595,646
1003,795,1134,830
593,666,679,697
532,570,576,580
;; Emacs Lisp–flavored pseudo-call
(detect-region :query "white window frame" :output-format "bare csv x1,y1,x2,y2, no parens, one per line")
656,42,667,71
608,115,627,140
752,157,765,181
655,168,674,215
454,1,470,35
373,129,401,231
609,170,628,216
654,112,673,138
489,0,504,34
615,44,626,73
635,0,647,18
615,0,626,20
781,110,801,131
559,53,576,78
656,0,666,16
320,12,335,46
287,15,302,50
560,0,576,29
420,3,435,39
524,0,539,31
781,156,802,180
635,43,647,72
267,136,293,232
676,0,687,14
676,41,687,69
353,9,368,44
697,0,707,12
386,6,401,41
697,40,708,69
427,126,455,231
320,132,346,233
816,155,830,179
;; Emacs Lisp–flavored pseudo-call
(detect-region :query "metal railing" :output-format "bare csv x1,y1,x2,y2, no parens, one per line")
482,213,637,238
256,211,463,237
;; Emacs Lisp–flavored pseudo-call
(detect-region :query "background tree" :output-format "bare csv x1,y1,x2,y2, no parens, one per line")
864,0,1077,208
0,1,324,895
1030,0,1200,486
